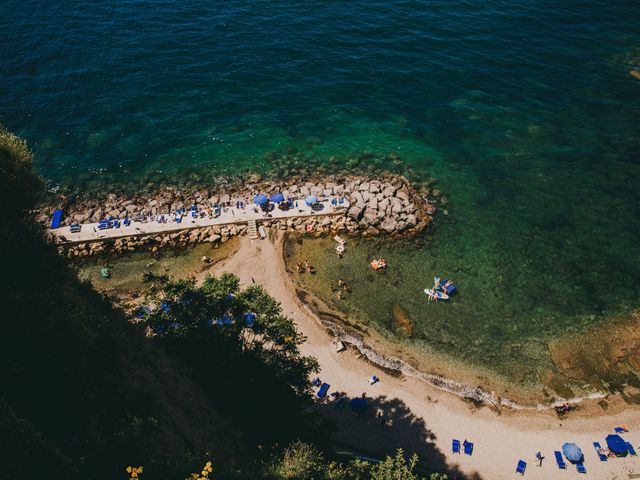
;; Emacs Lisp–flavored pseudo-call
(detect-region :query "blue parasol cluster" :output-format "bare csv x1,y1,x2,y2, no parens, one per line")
254,194,268,205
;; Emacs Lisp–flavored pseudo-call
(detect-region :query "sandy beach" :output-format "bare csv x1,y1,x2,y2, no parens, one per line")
206,232,640,480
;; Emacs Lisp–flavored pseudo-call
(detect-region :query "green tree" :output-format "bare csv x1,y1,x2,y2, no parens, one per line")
142,273,321,447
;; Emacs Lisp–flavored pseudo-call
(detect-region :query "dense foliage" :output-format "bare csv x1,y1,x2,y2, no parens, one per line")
266,442,448,480
141,272,321,447
0,124,164,479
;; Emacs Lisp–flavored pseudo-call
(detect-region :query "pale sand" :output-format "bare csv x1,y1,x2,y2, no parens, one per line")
206,232,640,480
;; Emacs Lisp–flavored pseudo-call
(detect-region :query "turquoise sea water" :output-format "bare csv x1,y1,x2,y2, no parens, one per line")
3,0,640,395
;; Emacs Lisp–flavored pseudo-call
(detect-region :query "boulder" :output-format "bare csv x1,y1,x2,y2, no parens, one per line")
396,188,409,201
347,204,364,220
391,197,403,214
381,217,398,233
366,226,380,236
363,208,379,225
351,191,364,205
382,185,396,197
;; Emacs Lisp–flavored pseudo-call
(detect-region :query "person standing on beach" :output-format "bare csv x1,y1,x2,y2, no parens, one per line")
536,451,544,466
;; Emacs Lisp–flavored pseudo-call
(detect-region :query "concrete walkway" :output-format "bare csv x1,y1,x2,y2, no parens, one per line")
49,199,349,245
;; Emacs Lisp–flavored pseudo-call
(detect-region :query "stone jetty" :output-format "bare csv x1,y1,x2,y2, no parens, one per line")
41,174,438,258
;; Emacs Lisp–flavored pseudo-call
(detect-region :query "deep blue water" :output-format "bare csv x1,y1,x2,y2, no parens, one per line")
2,0,640,387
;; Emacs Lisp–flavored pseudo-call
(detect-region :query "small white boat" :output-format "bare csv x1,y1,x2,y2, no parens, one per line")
258,225,267,239
424,288,449,301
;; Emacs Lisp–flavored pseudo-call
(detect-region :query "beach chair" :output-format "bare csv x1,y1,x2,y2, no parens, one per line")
50,208,63,229
627,442,637,456
554,451,566,469
317,383,330,398
463,440,474,456
452,439,460,454
515,460,526,475
576,462,586,474
113,219,121,228
593,442,607,461
124,217,130,226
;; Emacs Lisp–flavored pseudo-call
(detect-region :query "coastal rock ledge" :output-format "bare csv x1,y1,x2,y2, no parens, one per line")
42,174,438,258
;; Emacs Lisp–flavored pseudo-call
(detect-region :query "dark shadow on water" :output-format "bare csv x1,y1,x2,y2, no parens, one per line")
316,392,483,480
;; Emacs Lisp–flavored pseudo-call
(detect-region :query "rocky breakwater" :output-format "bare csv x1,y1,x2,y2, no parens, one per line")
41,174,438,258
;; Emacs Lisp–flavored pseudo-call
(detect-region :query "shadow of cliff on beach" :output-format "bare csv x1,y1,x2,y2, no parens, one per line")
316,393,483,480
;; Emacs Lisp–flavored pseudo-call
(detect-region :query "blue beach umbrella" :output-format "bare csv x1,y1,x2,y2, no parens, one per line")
305,195,318,206
349,397,369,414
606,434,628,456
253,194,268,205
244,312,256,327
270,192,285,203
562,443,584,463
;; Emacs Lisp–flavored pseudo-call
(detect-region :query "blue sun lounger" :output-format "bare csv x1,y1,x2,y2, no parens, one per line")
50,209,63,229
317,383,330,398
615,426,628,433
516,460,526,475
554,451,566,469
627,443,637,456
123,217,130,226
452,439,460,454
576,462,586,474
463,440,474,456
593,442,607,461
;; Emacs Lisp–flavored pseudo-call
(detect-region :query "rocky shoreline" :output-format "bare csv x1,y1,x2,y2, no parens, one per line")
41,174,440,258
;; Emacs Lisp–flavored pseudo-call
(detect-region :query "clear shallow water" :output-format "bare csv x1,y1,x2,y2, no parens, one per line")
3,0,640,396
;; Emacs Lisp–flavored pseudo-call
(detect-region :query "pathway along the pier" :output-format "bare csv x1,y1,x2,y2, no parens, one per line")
48,199,349,245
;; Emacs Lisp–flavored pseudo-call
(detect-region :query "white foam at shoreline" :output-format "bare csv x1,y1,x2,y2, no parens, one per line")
302,302,608,410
